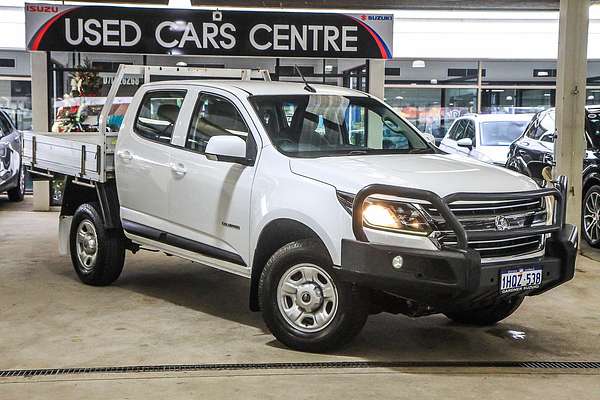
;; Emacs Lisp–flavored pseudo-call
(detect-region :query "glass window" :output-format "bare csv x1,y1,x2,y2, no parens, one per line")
134,90,186,144
480,121,529,146
385,87,476,141
448,119,466,140
186,93,249,154
459,120,476,143
0,113,11,135
250,95,431,158
526,111,555,140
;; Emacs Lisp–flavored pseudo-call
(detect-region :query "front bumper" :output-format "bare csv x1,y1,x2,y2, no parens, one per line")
337,179,577,311
337,224,577,310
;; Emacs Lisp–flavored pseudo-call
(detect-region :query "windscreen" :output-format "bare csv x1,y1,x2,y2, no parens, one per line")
250,95,431,158
480,120,529,146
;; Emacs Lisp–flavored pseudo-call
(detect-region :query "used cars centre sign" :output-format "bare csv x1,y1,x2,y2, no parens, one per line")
25,3,393,59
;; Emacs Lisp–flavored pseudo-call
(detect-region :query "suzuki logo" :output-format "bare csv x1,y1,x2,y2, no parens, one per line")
360,15,368,21
494,216,510,231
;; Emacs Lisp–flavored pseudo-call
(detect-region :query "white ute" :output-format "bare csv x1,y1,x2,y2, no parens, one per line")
23,65,577,352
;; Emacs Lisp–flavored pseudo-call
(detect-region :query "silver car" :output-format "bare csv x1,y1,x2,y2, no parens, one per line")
0,110,24,202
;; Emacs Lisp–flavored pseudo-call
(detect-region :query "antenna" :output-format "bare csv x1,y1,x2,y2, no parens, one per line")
294,64,316,93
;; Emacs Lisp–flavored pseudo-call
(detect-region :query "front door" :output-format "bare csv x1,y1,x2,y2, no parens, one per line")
168,88,259,267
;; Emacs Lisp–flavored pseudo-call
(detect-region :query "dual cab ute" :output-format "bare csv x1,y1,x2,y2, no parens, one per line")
24,65,577,352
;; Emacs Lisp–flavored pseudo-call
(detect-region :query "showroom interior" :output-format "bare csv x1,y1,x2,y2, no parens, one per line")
1,0,600,398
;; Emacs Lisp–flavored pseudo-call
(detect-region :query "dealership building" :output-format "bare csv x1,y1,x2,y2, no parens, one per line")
2,1,600,143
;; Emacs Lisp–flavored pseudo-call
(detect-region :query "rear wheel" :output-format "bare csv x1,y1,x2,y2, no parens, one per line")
70,202,125,286
259,239,368,352
6,166,24,202
444,296,524,326
583,185,600,247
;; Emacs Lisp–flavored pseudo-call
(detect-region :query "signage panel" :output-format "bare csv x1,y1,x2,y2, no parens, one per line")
25,3,393,59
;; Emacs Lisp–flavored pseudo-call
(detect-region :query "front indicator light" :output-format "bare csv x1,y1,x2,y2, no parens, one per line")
362,200,432,236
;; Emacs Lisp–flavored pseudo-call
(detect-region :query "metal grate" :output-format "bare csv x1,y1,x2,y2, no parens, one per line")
1,361,600,378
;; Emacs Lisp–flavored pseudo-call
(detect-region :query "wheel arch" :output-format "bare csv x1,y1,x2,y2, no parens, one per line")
583,171,600,197
61,177,122,230
249,218,331,311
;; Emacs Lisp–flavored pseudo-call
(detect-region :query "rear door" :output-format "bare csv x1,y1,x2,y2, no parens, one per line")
116,88,189,230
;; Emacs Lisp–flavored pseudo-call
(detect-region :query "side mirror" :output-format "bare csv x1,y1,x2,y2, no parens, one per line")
422,132,436,145
205,135,249,164
457,137,473,150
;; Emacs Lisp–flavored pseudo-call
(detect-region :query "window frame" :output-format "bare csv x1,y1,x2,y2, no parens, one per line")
132,89,188,146
184,91,257,164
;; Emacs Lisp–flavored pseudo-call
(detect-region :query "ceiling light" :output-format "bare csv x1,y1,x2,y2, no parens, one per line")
412,60,426,68
169,0,192,6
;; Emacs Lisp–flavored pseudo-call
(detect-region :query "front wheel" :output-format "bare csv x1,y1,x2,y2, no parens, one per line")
7,166,24,202
583,185,600,247
259,239,368,352
444,296,524,326
70,202,125,286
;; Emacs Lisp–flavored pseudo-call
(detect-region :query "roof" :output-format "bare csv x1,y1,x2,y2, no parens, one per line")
147,80,369,97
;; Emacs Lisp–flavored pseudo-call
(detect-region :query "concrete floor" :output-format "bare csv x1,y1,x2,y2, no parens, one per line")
1,196,600,398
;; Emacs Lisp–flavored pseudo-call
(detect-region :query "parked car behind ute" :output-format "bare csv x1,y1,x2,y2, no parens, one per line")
440,113,532,166
0,109,24,202
507,106,600,247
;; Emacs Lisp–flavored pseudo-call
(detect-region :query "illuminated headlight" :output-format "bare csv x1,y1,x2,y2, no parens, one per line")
362,200,432,236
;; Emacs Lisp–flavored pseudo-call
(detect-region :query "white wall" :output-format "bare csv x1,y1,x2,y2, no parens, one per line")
393,8,600,60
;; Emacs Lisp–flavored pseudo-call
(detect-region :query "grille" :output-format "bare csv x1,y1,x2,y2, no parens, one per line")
421,197,547,260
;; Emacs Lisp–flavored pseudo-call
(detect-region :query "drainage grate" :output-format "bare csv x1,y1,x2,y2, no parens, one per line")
1,361,600,378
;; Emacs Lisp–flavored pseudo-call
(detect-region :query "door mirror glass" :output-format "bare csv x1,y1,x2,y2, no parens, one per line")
457,137,473,150
205,135,248,164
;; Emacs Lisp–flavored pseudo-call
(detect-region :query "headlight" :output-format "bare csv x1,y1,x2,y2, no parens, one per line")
363,200,432,236
336,191,433,236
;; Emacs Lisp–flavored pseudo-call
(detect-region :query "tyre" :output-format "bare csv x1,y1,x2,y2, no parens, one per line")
6,166,24,202
583,185,600,247
258,239,368,352
444,296,524,326
69,202,125,286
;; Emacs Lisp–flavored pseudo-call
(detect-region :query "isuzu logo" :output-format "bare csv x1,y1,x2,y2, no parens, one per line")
494,216,510,231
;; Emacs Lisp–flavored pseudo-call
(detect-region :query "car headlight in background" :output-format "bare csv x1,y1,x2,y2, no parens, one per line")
363,200,432,236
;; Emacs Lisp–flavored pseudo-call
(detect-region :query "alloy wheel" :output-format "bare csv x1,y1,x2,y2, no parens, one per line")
584,190,600,244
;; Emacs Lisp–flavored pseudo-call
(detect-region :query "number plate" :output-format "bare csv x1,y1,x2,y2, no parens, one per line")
499,268,542,294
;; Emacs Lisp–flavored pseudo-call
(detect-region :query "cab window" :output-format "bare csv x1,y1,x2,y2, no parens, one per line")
134,90,186,144
186,93,249,154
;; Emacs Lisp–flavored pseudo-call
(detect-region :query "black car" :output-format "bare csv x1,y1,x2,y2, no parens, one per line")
506,106,600,247
0,109,24,202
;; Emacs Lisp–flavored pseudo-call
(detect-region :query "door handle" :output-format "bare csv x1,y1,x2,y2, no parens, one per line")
171,163,187,177
117,150,133,161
